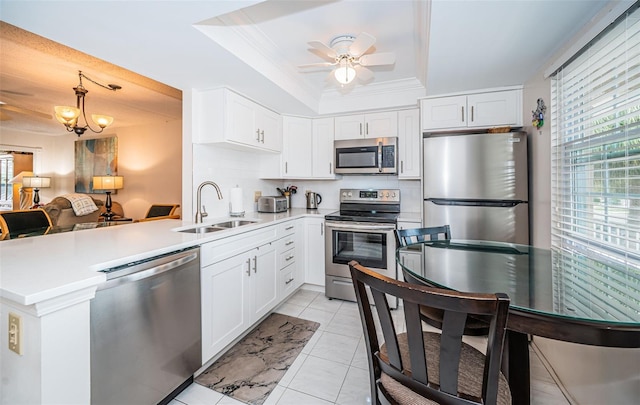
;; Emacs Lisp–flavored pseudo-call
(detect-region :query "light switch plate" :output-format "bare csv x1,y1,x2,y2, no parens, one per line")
9,312,22,355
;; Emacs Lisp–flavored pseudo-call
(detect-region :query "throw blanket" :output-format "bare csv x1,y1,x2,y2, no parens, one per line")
61,193,99,216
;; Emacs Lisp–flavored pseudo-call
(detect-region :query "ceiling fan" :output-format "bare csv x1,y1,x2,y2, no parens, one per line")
299,32,395,86
0,89,52,121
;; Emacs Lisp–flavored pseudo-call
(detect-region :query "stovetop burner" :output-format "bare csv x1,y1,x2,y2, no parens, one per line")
325,188,401,224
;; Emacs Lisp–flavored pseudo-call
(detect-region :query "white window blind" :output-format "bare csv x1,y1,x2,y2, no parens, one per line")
551,4,640,321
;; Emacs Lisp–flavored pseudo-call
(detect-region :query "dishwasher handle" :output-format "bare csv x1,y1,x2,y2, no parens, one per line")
98,249,199,291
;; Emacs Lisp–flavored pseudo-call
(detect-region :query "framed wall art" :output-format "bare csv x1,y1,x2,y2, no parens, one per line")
75,136,118,193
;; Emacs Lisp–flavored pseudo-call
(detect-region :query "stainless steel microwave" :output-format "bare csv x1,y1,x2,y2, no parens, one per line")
334,137,398,175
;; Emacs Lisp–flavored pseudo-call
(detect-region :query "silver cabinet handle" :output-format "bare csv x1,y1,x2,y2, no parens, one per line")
285,240,294,246
471,106,474,122
401,160,404,173
359,122,362,135
329,162,332,174
260,130,265,143
252,256,257,273
365,122,369,135
285,161,288,173
246,258,251,276
285,225,294,230
285,278,294,285
285,254,294,261
256,128,260,141
461,106,465,122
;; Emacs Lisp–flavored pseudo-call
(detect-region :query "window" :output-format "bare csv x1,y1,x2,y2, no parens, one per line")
0,154,14,210
551,4,640,320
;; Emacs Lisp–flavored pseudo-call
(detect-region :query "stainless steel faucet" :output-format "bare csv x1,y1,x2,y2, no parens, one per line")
195,181,223,223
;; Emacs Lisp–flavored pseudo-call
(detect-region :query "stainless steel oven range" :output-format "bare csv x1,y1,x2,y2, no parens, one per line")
325,188,399,307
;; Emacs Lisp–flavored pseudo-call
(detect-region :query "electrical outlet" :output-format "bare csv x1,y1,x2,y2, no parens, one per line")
8,312,22,355
254,191,262,202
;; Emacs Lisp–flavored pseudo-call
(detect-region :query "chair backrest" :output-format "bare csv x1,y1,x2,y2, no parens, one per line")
0,209,53,240
395,225,451,247
349,260,510,405
145,204,179,218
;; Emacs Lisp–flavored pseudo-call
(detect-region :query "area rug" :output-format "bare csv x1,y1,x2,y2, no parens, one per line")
195,313,320,405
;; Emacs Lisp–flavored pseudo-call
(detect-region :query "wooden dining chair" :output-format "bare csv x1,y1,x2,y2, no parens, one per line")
349,260,511,405
395,225,451,247
0,209,53,240
144,204,180,218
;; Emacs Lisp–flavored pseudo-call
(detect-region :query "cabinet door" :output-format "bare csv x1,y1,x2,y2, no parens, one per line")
420,95,467,130
304,218,325,286
397,109,420,179
227,91,260,146
364,111,398,138
467,90,521,128
312,117,336,178
201,253,251,363
334,115,364,140
252,242,278,320
398,251,422,282
282,116,312,178
258,105,282,152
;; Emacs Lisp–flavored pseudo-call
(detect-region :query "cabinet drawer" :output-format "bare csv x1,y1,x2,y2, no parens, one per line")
276,233,296,251
278,246,297,269
279,263,297,298
277,220,298,237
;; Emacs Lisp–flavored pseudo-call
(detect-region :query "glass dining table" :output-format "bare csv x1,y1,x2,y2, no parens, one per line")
396,239,640,405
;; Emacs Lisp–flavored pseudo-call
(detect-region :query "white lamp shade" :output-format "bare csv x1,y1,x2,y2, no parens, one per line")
334,60,356,85
22,176,51,188
93,175,124,190
9,171,34,184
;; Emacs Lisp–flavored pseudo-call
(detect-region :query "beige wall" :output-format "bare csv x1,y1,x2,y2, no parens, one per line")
0,119,182,220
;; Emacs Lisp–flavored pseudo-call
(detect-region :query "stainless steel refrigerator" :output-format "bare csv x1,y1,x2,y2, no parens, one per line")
423,131,529,244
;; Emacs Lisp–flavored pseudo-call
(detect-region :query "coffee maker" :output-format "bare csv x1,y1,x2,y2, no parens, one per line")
305,191,322,209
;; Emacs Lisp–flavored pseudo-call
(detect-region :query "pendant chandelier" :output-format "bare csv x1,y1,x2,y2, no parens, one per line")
54,71,121,136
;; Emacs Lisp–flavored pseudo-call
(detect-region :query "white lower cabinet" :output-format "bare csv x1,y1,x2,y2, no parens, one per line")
304,217,325,286
201,251,252,363
201,220,306,364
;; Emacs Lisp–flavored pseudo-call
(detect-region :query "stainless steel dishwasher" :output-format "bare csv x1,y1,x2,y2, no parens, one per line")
90,247,201,405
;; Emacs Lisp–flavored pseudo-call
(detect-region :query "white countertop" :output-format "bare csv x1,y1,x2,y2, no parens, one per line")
0,209,330,306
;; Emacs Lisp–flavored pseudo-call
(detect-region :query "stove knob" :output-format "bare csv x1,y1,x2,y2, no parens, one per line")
347,192,353,197
385,192,390,198
392,192,396,198
342,192,347,198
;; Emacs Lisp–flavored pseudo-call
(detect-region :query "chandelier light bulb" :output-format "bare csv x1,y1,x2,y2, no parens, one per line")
92,114,114,128
54,105,80,125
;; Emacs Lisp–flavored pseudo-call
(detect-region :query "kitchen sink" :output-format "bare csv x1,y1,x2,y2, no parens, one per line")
213,220,257,228
178,226,224,234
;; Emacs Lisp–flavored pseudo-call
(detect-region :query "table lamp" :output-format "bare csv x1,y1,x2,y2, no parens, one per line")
22,176,51,208
92,175,124,221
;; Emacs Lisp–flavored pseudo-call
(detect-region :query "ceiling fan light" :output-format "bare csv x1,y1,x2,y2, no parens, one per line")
54,105,80,125
334,62,356,85
91,114,114,128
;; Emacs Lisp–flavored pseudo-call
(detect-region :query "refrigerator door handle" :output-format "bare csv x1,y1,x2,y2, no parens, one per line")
428,199,526,208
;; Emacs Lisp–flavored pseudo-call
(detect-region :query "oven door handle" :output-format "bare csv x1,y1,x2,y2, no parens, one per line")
325,222,396,231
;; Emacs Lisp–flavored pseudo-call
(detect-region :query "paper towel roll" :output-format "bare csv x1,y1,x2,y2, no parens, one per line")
229,186,244,215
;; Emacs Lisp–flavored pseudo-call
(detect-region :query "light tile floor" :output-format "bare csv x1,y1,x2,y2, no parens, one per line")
171,288,569,405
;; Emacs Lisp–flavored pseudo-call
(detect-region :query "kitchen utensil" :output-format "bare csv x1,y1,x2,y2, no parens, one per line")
305,191,322,209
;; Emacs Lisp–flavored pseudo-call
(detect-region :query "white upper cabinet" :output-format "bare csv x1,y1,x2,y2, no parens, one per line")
281,116,313,178
312,117,336,179
193,88,282,153
334,111,398,140
397,109,420,179
421,88,523,131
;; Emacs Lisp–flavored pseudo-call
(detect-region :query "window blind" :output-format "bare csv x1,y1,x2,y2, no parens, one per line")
551,4,640,321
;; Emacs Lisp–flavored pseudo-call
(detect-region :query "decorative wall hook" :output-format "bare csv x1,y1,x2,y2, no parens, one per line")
532,98,546,129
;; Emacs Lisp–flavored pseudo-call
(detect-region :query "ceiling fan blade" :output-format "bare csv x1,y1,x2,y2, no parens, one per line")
298,62,337,69
308,40,337,59
359,52,396,67
0,104,52,120
356,66,375,82
349,32,376,57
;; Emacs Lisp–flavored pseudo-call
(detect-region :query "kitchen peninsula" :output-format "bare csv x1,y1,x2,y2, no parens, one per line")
0,209,329,404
